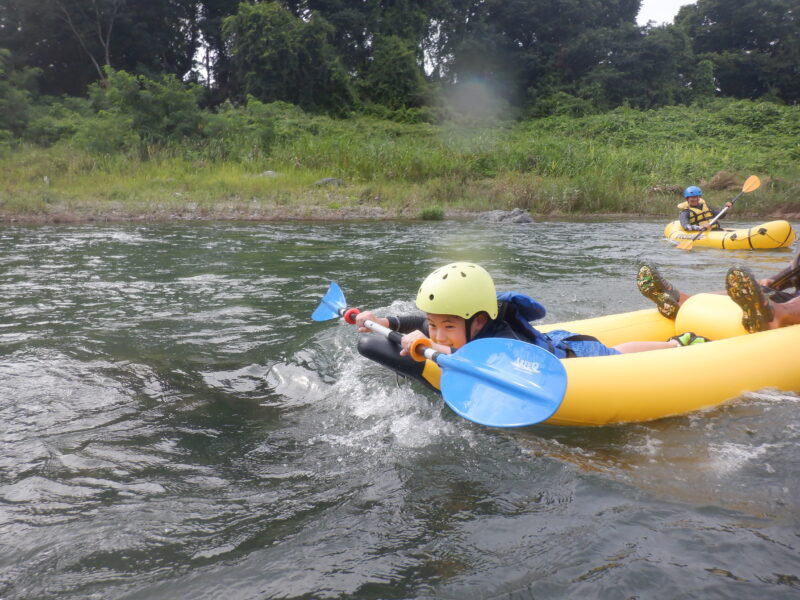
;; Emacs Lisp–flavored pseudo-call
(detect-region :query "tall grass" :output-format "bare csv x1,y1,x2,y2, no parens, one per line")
2,99,799,218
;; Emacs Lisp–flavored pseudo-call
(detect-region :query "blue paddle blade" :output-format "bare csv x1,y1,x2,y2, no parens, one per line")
312,282,347,321
436,338,567,428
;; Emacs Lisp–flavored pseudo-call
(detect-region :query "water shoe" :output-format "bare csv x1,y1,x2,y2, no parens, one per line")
725,266,774,333
669,331,710,346
637,263,681,319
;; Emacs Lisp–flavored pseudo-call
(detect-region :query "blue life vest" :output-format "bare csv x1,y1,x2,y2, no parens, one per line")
496,291,546,321
496,292,609,359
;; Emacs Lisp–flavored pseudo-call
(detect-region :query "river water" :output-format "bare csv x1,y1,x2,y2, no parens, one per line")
1,219,798,599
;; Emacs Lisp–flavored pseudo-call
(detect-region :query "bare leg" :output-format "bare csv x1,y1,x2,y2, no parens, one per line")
614,331,710,353
615,340,679,353
770,296,800,329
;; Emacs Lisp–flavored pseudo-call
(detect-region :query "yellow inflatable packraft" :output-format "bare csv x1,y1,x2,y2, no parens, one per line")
415,294,800,427
538,294,799,426
664,219,795,249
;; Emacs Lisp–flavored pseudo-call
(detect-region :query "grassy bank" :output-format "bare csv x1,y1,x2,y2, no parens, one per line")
2,100,800,222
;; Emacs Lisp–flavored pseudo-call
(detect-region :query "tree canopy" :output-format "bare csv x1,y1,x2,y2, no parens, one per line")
0,0,797,120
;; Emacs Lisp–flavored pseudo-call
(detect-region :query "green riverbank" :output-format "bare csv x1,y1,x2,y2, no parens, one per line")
2,101,800,223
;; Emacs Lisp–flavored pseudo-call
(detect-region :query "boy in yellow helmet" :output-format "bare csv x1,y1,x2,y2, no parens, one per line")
356,263,700,371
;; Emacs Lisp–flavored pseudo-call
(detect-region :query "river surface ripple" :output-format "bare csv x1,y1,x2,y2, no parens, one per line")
0,220,798,599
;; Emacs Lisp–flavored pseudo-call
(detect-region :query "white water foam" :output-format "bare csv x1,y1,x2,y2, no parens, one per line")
308,340,475,456
707,441,772,475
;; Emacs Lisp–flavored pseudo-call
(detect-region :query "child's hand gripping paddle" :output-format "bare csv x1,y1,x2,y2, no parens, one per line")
313,282,568,427
311,281,403,342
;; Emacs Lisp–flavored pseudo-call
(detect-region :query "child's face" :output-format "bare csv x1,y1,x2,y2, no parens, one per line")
426,313,468,349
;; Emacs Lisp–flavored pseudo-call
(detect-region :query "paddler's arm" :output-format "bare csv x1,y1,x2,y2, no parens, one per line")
712,201,733,223
763,262,796,291
679,210,702,231
354,311,390,332
354,312,427,334
760,276,777,289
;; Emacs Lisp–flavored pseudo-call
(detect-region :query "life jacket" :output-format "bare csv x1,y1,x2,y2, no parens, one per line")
495,292,598,359
677,198,716,228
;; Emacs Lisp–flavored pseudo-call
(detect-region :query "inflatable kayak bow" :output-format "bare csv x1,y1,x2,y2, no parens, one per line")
312,282,567,428
338,288,800,427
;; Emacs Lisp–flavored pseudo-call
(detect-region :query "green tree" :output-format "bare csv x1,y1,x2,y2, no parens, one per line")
435,0,643,108
195,0,243,98
49,0,124,83
222,2,356,114
362,35,427,109
281,0,436,75
283,0,373,75
110,0,199,82
0,48,40,137
0,0,93,95
0,0,200,96
88,68,203,144
676,0,800,103
690,59,717,103
571,24,699,111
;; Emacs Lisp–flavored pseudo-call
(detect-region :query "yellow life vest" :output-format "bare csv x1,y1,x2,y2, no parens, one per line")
677,198,716,228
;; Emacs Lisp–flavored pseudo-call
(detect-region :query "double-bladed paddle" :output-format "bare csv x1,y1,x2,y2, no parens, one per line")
677,175,761,250
769,250,800,290
312,282,567,427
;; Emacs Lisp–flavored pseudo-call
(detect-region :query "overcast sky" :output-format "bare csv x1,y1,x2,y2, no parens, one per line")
637,0,695,25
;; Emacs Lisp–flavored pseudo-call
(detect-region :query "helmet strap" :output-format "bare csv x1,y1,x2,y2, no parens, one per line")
464,315,476,343
464,312,490,343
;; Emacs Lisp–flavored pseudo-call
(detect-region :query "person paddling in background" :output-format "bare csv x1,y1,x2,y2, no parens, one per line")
637,257,800,333
679,185,733,231
356,262,708,366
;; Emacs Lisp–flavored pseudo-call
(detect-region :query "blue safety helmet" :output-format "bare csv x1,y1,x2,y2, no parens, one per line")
683,185,702,198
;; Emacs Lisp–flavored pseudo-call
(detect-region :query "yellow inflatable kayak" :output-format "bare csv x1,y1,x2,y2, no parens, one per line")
664,219,795,249
537,294,800,426
363,294,800,427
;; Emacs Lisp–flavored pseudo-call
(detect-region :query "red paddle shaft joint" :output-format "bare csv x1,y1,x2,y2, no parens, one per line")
343,307,360,324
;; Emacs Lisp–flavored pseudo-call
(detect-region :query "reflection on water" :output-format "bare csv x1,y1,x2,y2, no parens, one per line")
0,220,799,599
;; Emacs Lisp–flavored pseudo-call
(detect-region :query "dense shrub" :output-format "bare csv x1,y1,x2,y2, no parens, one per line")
88,68,204,145
25,96,93,146
203,97,277,161
72,111,139,154
0,48,39,137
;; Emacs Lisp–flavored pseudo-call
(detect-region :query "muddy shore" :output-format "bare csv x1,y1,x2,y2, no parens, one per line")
1,203,799,225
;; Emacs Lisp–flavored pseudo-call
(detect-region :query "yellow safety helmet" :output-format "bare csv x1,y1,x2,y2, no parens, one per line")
415,262,498,319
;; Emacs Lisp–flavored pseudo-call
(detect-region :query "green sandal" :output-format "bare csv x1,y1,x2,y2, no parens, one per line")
725,266,774,333
637,263,680,319
669,331,710,346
